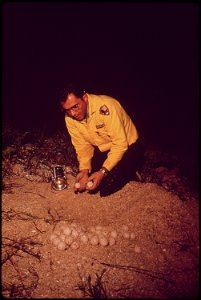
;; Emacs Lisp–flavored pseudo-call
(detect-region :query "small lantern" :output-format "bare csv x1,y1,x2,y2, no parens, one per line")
51,166,68,191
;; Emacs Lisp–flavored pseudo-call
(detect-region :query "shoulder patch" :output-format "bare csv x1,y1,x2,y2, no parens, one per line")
99,105,110,115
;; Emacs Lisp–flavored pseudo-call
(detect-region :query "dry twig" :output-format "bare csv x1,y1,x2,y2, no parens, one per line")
98,262,175,285
2,236,42,264
24,191,46,198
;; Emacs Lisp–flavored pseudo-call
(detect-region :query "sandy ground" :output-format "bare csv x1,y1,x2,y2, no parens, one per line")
2,173,199,299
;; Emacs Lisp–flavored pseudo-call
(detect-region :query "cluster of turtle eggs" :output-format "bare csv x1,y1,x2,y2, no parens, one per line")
49,223,135,251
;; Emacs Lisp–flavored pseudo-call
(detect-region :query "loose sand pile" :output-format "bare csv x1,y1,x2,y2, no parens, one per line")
2,173,199,298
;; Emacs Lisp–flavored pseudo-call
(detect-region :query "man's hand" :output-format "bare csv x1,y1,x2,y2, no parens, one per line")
86,170,105,191
74,169,89,192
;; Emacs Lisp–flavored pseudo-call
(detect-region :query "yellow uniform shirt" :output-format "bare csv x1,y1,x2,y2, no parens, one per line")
65,94,138,172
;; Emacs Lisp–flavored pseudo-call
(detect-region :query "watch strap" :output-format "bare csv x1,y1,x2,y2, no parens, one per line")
99,167,109,176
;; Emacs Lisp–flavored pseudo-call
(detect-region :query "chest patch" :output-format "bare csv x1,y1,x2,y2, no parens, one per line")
96,123,105,129
99,105,110,115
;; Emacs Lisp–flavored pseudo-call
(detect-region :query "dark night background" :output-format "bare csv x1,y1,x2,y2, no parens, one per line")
2,3,199,170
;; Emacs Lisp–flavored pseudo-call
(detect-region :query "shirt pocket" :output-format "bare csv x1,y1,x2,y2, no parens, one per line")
95,124,107,136
95,128,112,143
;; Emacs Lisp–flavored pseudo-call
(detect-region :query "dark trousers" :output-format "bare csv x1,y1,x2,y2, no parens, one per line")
90,139,144,197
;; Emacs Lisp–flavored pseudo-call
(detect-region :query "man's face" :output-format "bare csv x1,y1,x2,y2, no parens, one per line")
61,93,88,121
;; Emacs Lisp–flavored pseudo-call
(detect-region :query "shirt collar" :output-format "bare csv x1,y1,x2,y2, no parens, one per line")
79,94,96,123
87,94,96,116
78,94,95,124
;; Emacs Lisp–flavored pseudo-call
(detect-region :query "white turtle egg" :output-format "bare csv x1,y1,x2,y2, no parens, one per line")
99,237,108,247
49,233,58,241
97,232,104,240
89,226,96,233
52,237,62,246
86,181,93,188
87,232,93,239
102,230,108,237
63,227,72,236
60,225,67,231
71,229,79,238
54,229,61,236
57,241,66,250
130,232,135,239
95,225,103,232
76,227,82,233
80,234,88,244
71,241,80,250
79,230,84,236
75,182,80,189
90,235,99,246
134,245,141,253
122,225,129,231
109,237,116,246
76,262,82,269
60,234,66,241
65,236,74,245
110,230,117,239
122,231,130,239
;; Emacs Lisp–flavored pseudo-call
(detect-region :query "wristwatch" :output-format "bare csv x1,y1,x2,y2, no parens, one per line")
99,167,109,177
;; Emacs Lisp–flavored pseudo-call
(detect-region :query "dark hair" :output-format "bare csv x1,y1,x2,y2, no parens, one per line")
60,82,86,102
